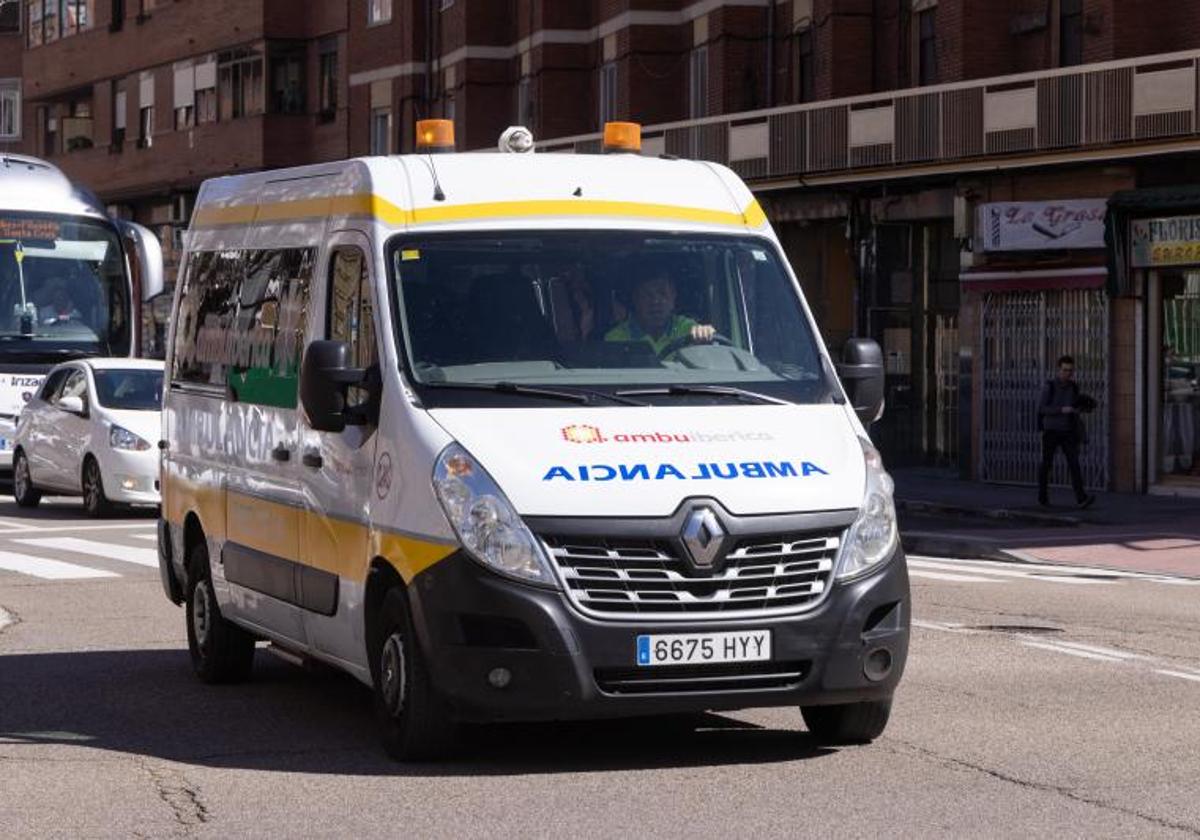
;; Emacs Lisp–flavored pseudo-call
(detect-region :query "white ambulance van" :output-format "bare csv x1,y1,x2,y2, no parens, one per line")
159,121,908,760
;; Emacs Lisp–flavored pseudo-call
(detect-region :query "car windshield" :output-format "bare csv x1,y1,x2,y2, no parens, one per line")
389,231,835,407
0,212,131,360
92,369,162,411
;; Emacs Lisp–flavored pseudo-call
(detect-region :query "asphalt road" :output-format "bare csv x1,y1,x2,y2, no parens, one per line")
1,500,1198,839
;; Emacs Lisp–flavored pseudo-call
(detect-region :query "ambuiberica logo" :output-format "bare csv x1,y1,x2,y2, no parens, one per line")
550,425,826,483
559,424,775,445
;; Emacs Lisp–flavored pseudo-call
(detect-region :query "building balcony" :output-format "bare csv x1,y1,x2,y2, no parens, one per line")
541,49,1200,188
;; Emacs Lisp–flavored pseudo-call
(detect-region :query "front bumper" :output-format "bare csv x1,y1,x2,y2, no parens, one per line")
97,447,160,505
409,548,909,724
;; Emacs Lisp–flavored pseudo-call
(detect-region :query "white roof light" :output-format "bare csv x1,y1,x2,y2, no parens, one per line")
498,126,535,154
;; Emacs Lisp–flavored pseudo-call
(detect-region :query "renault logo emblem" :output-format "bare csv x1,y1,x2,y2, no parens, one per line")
681,506,726,568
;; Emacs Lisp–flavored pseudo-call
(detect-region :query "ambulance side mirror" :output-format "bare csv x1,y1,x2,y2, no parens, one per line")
837,338,885,426
300,340,365,433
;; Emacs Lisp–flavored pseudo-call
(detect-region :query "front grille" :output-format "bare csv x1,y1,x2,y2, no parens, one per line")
541,530,840,621
595,660,811,695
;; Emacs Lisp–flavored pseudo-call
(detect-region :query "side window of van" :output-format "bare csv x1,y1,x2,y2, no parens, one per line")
171,247,315,408
328,248,377,411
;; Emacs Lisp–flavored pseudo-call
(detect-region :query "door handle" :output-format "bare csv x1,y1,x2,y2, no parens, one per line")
302,451,323,469
271,445,291,463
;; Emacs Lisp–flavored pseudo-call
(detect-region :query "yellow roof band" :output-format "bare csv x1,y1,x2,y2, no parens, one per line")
191,194,767,231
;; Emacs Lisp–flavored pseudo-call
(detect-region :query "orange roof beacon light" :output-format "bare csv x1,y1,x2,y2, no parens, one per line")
416,119,456,153
602,121,642,154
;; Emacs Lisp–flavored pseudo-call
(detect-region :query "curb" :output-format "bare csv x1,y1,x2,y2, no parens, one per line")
902,531,1017,563
897,498,1080,527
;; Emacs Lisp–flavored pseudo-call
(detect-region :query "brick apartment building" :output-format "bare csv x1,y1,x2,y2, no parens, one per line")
3,0,1200,495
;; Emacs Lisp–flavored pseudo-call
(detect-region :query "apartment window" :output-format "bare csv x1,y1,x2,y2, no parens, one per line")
368,0,390,25
1060,0,1083,67
0,81,19,140
269,45,305,115
218,48,264,120
370,107,391,155
440,0,454,10
62,0,90,36
917,9,937,86
318,39,338,122
689,46,708,119
138,70,154,148
111,80,126,147
517,76,531,126
26,0,42,45
599,62,617,126
195,57,217,124
795,28,814,103
0,0,20,32
173,61,195,130
63,97,93,151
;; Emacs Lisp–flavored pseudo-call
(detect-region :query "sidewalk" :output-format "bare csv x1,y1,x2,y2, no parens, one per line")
893,467,1200,578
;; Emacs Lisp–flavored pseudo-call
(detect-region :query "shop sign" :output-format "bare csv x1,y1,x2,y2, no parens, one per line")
1130,216,1200,268
978,200,1107,252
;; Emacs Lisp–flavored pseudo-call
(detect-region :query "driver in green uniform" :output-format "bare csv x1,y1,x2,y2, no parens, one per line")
604,268,715,354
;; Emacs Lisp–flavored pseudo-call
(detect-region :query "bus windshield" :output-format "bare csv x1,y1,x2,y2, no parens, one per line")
0,212,131,359
388,231,837,407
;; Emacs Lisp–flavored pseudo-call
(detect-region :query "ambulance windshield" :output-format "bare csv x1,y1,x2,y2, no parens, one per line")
389,231,836,406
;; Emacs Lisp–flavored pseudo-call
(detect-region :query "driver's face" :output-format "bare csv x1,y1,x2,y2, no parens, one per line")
632,274,675,333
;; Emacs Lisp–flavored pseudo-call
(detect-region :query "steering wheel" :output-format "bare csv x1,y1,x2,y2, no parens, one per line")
658,331,735,359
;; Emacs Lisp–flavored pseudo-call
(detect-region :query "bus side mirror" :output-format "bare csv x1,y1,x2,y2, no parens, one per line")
116,220,165,302
837,338,885,426
301,340,365,433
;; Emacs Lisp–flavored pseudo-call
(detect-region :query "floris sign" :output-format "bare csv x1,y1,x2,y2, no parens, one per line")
1130,215,1200,268
977,200,1107,252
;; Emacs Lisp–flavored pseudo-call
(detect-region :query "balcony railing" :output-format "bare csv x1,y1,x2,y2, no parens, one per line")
540,49,1200,182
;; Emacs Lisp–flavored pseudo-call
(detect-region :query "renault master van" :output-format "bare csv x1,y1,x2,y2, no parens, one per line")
158,121,908,760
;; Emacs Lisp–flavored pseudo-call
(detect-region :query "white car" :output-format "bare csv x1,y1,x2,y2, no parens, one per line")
12,358,163,516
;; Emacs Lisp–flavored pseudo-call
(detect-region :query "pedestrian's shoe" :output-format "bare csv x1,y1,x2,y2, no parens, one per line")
1077,494,1096,509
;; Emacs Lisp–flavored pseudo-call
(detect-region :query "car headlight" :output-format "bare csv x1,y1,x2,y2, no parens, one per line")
432,443,557,587
110,425,151,451
835,439,899,581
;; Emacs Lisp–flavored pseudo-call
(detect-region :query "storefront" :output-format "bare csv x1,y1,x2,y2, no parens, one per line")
964,198,1111,491
1128,215,1200,490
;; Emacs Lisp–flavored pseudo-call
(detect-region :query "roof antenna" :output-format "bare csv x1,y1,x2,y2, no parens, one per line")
429,152,446,202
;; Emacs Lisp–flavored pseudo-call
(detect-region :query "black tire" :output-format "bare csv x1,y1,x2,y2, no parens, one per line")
371,587,457,761
12,450,42,508
185,538,255,684
82,457,113,518
801,699,892,745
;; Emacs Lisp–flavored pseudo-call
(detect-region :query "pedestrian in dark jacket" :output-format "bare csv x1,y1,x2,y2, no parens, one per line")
1038,355,1096,508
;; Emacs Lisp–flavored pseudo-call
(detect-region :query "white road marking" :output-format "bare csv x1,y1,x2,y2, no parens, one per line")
1154,670,1200,684
0,606,14,631
1047,641,1149,660
908,556,1198,585
909,558,1111,584
15,537,158,568
912,619,965,632
909,570,1000,583
0,550,119,580
131,533,158,541
1020,640,1126,662
0,522,157,535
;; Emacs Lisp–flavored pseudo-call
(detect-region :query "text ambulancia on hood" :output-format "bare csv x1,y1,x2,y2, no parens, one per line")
542,460,830,482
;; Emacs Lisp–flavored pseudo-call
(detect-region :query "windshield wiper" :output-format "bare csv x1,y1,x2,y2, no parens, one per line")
422,381,593,405
614,384,792,405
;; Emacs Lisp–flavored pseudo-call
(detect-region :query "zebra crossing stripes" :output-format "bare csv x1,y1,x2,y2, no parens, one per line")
15,537,159,568
0,550,120,580
0,528,158,582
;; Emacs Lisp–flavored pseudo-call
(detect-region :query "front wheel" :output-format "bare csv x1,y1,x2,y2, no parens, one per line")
372,588,457,761
82,457,113,518
12,450,42,508
801,699,892,745
185,539,255,683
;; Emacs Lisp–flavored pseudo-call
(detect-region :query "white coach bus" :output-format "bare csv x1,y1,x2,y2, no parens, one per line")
0,154,164,468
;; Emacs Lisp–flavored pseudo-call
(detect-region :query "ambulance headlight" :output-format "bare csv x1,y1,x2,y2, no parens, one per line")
835,439,899,581
433,443,557,587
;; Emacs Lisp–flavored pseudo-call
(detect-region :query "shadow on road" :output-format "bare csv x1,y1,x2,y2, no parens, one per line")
0,495,159,521
0,648,834,775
